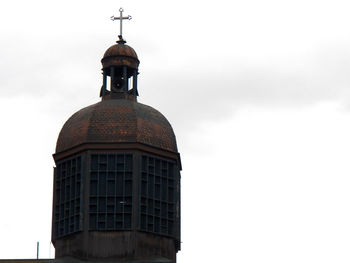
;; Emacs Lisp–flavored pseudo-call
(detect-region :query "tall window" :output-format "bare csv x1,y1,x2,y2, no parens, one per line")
53,156,83,239
140,155,178,237
89,154,133,230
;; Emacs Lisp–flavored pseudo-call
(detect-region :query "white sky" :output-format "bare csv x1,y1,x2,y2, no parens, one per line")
1,0,350,262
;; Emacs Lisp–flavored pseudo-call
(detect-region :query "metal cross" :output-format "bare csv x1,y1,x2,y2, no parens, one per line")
111,8,132,39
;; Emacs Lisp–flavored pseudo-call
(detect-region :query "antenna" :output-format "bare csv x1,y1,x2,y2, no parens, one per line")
37,241,39,259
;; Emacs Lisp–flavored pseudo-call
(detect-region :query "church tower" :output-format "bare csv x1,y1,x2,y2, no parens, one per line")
51,9,181,262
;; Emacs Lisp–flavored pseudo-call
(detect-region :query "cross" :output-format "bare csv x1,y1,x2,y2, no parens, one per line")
111,8,132,40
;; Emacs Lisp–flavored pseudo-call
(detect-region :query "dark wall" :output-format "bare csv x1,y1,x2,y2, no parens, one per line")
52,148,180,262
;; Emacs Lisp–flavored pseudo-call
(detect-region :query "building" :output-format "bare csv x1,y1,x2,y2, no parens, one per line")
50,10,181,263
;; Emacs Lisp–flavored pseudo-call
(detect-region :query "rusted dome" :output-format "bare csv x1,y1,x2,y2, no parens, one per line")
101,43,140,70
55,99,178,153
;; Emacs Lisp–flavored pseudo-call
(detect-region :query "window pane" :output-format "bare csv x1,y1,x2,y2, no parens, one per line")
53,155,82,239
89,153,133,231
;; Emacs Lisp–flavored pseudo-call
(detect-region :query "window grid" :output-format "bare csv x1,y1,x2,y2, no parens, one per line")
140,155,175,237
53,156,82,238
89,154,133,231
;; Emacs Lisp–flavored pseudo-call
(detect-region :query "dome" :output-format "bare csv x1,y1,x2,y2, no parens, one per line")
55,98,178,153
101,43,140,70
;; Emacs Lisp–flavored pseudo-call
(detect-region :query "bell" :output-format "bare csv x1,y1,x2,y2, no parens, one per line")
111,76,124,92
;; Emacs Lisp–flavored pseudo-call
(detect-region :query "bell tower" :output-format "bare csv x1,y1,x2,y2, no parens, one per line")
52,9,181,263
100,38,139,99
101,8,139,98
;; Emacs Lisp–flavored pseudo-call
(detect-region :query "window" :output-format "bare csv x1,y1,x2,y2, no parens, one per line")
140,155,178,237
53,156,83,239
89,154,133,230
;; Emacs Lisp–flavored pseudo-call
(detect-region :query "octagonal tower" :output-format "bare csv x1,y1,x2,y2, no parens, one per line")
51,21,181,263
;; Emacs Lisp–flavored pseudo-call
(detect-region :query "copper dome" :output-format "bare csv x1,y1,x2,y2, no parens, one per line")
55,98,178,154
101,43,140,70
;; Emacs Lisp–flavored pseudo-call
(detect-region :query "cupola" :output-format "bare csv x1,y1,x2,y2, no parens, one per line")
51,8,181,263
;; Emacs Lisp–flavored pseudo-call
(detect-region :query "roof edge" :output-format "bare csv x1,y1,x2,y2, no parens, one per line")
53,142,182,169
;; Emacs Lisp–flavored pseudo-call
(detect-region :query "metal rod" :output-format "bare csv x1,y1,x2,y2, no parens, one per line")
123,66,128,91
119,8,123,36
37,242,39,260
110,67,115,91
133,70,138,95
102,71,107,96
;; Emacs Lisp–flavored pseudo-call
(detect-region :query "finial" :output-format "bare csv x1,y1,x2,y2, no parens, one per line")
111,8,132,43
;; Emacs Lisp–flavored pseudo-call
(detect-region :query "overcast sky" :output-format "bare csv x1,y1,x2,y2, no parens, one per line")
1,0,350,262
